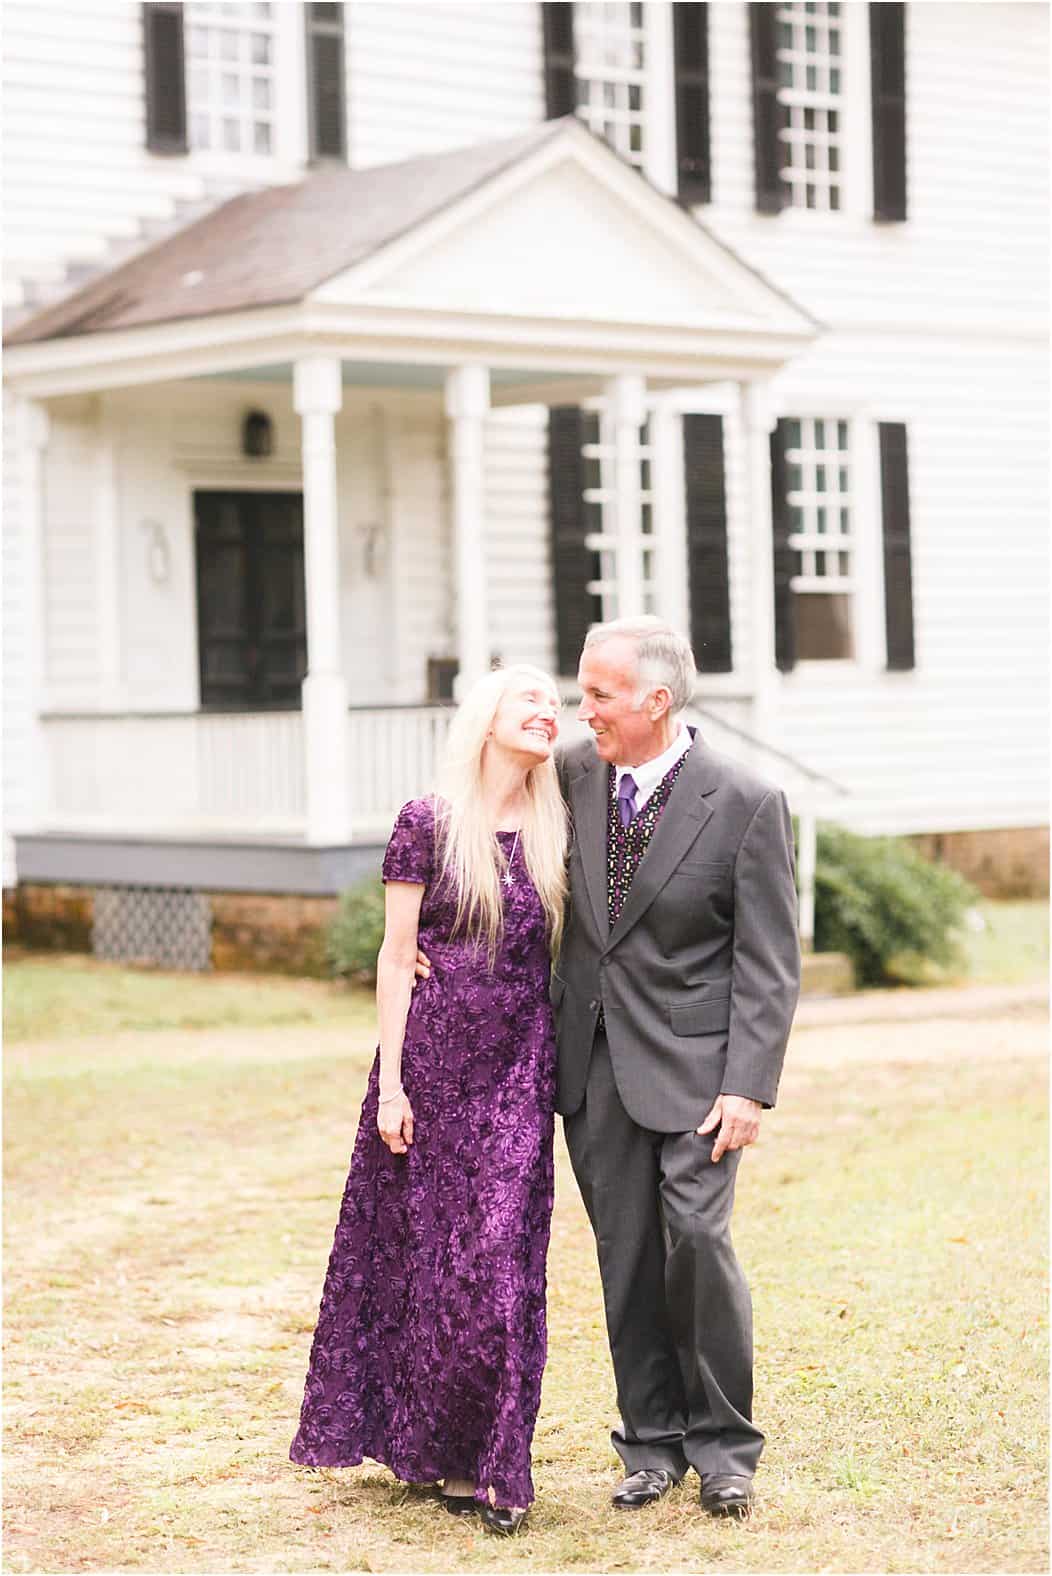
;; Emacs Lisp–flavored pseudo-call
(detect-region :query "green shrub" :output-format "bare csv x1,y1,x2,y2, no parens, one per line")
327,876,386,983
813,823,979,986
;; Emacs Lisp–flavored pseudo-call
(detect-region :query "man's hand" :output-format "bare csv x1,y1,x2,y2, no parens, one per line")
697,1094,762,1163
414,948,431,982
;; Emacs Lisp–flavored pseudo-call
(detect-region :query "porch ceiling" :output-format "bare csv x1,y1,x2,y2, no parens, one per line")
4,119,820,400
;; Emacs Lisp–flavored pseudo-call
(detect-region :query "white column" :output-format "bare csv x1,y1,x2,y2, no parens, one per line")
15,397,52,829
740,380,778,742
294,354,351,845
648,400,691,633
607,373,647,619
444,364,490,693
94,399,125,710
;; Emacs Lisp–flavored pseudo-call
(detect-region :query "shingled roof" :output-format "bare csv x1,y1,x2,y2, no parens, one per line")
5,122,567,347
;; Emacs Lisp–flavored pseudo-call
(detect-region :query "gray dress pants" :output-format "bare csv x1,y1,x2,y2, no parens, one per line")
563,1032,764,1481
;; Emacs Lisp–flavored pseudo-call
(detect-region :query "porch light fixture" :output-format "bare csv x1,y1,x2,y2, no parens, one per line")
242,409,274,459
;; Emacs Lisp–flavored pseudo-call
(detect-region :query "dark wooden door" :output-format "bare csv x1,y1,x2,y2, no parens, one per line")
194,491,307,709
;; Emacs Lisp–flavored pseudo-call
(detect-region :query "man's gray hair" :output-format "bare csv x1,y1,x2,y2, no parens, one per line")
583,616,698,714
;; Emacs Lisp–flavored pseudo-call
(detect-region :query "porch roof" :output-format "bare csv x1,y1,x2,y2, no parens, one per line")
4,118,820,398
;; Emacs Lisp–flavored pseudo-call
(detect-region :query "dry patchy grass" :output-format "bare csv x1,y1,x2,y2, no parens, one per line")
4,988,1047,1573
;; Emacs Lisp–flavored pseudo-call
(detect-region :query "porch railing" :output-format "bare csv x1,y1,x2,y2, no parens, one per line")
43,710,306,833
40,699,845,946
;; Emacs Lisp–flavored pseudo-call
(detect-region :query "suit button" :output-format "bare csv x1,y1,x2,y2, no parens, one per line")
589,999,599,1011
599,957,609,968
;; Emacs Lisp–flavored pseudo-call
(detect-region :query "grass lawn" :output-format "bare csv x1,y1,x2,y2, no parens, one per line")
957,900,1049,986
4,960,1047,1573
1,952,371,1043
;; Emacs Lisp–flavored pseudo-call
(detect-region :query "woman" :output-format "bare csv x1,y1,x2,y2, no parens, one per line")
290,665,568,1535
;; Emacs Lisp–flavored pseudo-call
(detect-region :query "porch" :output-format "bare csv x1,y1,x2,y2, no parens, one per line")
4,118,829,936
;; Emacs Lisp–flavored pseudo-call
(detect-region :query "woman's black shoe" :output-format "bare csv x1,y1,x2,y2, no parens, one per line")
479,1504,527,1536
439,1492,478,1517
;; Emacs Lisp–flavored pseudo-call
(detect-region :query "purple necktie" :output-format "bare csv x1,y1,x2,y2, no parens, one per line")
617,771,638,828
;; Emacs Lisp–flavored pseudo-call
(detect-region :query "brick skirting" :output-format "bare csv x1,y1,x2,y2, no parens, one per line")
3,885,340,975
4,823,1048,973
907,826,1049,899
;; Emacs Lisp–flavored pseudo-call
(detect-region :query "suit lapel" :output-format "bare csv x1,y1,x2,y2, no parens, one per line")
569,753,611,937
604,736,719,950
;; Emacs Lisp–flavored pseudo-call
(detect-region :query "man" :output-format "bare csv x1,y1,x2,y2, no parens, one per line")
552,616,800,1518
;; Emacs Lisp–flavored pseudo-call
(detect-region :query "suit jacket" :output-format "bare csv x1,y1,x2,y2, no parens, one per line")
552,730,801,1131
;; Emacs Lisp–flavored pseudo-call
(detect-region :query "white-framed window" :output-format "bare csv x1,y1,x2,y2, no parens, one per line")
785,415,856,659
580,409,656,622
776,1,844,212
186,2,278,157
573,3,649,171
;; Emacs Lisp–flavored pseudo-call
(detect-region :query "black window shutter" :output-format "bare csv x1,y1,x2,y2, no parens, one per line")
143,3,187,154
541,3,577,119
683,415,731,672
749,3,786,213
770,419,796,671
548,407,592,675
870,3,907,221
306,2,347,161
878,423,915,669
672,3,711,204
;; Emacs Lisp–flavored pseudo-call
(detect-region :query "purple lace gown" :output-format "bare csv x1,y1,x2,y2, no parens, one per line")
290,798,556,1508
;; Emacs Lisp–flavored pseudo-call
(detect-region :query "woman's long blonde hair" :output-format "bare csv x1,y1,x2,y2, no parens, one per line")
434,665,568,961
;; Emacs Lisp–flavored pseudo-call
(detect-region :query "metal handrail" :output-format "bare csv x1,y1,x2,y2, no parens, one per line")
688,703,850,796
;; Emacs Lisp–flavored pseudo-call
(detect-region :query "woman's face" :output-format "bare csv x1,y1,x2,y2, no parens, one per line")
490,677,560,765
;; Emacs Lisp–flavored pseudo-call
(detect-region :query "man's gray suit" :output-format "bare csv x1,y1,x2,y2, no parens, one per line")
553,730,800,1481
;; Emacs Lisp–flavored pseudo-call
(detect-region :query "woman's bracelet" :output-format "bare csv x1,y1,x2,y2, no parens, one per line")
378,1087,405,1105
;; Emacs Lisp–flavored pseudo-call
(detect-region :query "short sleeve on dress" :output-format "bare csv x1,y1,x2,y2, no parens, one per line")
381,798,435,886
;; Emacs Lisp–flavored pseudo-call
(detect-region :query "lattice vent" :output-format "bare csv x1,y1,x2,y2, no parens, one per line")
92,887,212,972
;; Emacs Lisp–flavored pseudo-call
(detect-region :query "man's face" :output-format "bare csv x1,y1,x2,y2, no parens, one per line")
576,636,667,767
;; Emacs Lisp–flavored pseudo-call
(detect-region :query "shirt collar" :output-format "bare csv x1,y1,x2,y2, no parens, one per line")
615,723,692,800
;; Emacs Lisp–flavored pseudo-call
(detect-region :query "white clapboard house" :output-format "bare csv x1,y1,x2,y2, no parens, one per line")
3,2,1047,967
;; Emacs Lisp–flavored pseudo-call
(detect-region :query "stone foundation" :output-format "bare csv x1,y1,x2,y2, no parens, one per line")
908,826,1049,900
3,884,339,976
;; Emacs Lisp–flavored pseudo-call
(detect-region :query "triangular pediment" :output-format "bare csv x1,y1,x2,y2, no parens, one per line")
310,124,814,336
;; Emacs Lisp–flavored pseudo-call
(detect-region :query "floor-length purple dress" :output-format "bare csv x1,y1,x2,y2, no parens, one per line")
290,798,556,1508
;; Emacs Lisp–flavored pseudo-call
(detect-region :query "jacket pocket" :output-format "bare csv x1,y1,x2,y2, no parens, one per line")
668,992,731,1036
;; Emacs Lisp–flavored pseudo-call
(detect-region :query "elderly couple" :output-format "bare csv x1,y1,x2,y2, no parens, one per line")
290,617,800,1535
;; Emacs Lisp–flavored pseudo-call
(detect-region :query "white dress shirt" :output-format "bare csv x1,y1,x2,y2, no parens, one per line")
614,723,693,813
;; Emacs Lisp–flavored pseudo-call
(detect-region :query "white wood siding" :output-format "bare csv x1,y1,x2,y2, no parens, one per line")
692,1,1049,836
3,2,202,302
705,1,1047,331
346,3,545,168
484,406,556,674
2,394,31,880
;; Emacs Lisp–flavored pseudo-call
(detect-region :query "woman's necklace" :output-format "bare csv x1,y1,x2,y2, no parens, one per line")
503,828,520,887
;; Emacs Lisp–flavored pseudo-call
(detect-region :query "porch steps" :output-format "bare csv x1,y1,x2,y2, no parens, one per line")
800,951,855,996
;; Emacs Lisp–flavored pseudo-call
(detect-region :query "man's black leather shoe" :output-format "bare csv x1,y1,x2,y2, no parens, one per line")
479,1504,527,1536
612,1468,675,1509
700,1474,754,1518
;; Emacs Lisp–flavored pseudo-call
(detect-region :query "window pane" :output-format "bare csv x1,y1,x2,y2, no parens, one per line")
788,463,803,492
253,121,271,154
251,32,271,64
795,591,854,659
813,418,826,447
785,419,802,449
838,420,849,449
222,117,240,151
